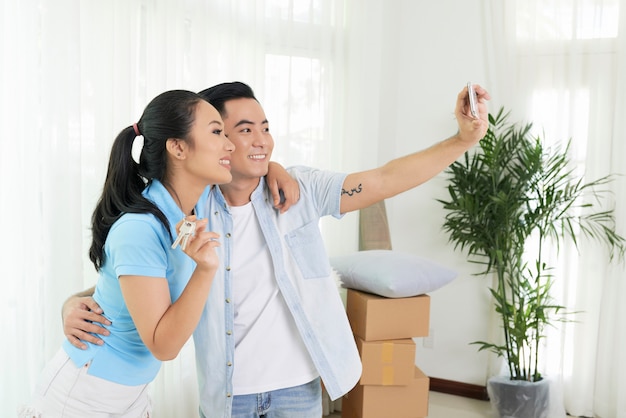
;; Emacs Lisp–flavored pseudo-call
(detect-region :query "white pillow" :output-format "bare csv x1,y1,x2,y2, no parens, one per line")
329,250,457,298
330,268,348,308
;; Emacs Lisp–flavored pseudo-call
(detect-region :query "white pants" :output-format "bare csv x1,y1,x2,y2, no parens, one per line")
20,348,152,418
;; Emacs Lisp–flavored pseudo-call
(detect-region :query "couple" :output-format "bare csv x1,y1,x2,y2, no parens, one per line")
26,81,490,417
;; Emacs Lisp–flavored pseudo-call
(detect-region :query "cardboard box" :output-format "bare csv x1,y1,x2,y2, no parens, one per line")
357,337,416,386
342,366,429,418
346,289,430,341
341,393,359,418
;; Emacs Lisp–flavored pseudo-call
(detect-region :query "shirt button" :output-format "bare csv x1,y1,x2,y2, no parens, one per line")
226,330,232,335
226,393,232,398
225,233,231,238
226,266,231,271
214,211,218,216
227,362,232,367
225,298,231,303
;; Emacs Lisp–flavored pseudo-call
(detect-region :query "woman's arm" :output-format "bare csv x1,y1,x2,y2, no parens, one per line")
120,218,220,361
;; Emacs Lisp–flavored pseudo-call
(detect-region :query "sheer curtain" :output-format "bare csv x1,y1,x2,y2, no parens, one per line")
485,1,626,416
0,1,346,417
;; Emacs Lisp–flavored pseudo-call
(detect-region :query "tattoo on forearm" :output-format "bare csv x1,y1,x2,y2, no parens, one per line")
342,183,363,197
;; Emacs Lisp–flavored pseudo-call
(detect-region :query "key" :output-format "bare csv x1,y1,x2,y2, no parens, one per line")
171,219,196,250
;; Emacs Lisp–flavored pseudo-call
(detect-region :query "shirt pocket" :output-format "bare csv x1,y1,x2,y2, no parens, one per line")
284,221,330,279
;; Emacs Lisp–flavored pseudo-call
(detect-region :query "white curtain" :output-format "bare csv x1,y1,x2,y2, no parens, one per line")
0,1,346,417
485,1,626,416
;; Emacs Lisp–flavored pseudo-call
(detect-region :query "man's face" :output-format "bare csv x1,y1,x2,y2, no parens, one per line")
221,97,275,183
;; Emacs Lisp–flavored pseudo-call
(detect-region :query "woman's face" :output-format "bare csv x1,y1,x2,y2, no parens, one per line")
184,100,235,185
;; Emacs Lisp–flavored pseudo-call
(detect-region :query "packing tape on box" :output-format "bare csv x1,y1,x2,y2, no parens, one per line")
381,343,395,385
382,366,395,385
381,342,394,363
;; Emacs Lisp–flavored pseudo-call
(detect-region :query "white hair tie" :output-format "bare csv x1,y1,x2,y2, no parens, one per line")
131,134,144,164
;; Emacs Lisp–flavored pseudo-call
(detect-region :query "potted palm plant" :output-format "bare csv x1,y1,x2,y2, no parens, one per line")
438,108,625,418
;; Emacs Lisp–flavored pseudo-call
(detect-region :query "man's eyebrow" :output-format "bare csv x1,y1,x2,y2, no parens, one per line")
233,119,268,127
234,119,253,128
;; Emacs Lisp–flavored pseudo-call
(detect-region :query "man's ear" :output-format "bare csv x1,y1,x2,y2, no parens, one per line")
166,138,186,159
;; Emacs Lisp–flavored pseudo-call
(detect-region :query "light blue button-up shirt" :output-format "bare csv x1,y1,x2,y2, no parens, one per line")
194,166,362,418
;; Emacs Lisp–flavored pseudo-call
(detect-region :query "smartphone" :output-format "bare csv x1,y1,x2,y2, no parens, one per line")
467,82,479,119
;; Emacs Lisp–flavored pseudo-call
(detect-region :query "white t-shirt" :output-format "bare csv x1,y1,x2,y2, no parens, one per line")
230,202,318,395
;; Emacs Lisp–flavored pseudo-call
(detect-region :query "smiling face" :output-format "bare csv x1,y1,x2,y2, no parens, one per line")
220,97,274,186
185,99,235,186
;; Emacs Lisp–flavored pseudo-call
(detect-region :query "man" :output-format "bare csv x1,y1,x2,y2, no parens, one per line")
63,81,490,417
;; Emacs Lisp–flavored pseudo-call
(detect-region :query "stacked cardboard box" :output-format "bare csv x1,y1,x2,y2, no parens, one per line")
342,289,431,418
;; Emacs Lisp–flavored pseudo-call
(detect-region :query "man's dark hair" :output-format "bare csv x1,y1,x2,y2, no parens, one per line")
198,81,258,117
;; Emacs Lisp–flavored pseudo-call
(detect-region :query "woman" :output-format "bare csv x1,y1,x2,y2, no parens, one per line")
23,90,235,417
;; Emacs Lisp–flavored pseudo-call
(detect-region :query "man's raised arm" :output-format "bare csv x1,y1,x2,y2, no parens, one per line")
340,84,490,214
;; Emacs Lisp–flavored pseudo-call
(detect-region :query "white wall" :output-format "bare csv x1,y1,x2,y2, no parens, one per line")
324,0,495,386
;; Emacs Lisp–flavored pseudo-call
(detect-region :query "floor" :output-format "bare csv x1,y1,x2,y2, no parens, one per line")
327,391,494,417
327,392,584,417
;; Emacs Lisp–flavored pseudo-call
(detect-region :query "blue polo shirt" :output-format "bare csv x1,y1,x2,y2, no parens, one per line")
63,180,211,385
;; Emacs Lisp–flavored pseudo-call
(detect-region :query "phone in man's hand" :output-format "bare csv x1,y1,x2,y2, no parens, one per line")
467,82,479,119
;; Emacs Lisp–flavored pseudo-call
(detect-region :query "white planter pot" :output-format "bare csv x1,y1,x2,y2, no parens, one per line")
487,376,550,418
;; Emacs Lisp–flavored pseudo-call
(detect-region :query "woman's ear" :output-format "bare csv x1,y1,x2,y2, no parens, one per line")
166,138,186,160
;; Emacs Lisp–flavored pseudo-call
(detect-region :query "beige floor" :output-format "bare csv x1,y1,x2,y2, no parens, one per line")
425,391,494,417
327,391,494,417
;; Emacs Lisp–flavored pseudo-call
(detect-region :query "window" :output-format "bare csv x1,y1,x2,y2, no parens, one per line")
529,88,590,168
509,0,622,383
516,0,619,41
265,54,325,165
260,0,344,167
265,0,327,24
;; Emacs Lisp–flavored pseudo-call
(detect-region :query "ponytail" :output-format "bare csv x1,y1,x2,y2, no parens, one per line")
89,126,170,270
89,89,203,271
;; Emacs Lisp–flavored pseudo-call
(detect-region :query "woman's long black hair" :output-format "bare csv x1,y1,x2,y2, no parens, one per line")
89,90,204,271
